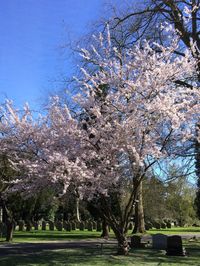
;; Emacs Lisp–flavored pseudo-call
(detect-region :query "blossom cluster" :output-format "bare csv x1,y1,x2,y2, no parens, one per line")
0,29,199,198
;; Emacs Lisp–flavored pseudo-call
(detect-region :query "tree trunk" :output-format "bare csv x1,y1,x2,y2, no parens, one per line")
132,198,139,233
132,181,145,233
138,181,145,233
75,197,81,222
101,219,109,239
6,220,14,242
116,233,129,255
1,202,14,242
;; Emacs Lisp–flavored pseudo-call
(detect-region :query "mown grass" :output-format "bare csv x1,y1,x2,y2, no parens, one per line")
12,229,104,243
0,226,199,244
1,226,199,243
0,241,200,266
0,227,199,265
148,227,200,235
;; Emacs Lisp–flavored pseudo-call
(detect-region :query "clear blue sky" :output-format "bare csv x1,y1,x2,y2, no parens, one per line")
0,0,114,110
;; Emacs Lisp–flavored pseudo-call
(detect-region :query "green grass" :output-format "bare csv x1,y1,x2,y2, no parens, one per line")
0,242,200,266
0,227,200,265
148,227,200,235
6,226,200,243
0,226,199,244
11,229,105,243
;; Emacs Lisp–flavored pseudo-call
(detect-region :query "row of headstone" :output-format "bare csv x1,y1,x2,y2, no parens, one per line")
152,234,186,256
17,220,174,232
130,233,186,256
145,221,172,230
16,220,103,232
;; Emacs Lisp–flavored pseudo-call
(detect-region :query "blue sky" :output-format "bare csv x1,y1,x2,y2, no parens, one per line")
0,0,114,110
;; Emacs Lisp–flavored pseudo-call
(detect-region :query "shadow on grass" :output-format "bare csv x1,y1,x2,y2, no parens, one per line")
13,233,101,241
0,246,200,266
9,230,110,243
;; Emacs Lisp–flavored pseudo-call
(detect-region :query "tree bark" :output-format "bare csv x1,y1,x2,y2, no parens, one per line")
132,199,139,233
1,202,14,242
101,219,109,239
115,233,129,255
6,219,14,242
137,181,145,233
75,197,81,222
132,181,145,233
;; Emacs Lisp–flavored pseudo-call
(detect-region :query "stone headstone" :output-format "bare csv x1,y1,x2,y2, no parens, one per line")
92,221,97,230
85,221,88,230
145,222,152,230
63,221,67,230
87,221,93,231
79,221,85,231
192,223,199,227
76,221,80,229
26,221,32,231
71,221,76,230
42,221,46,230
96,221,102,232
152,234,167,250
130,235,142,248
174,221,177,227
166,235,186,256
66,222,72,232
18,220,24,231
49,221,54,231
166,222,171,228
154,222,161,229
56,221,63,231
34,221,39,230
161,222,166,229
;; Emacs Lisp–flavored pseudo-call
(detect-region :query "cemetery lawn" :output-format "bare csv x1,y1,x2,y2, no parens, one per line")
0,228,199,265
10,230,104,243
148,227,200,235
0,226,200,243
0,240,199,266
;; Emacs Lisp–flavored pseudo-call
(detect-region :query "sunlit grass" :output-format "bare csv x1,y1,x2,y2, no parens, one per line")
0,227,200,265
0,229,106,243
0,226,200,244
148,227,200,235
0,241,200,266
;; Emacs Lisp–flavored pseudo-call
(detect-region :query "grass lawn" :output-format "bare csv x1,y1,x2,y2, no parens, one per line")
0,227,199,265
0,226,199,243
0,241,200,266
11,230,104,243
148,227,200,235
